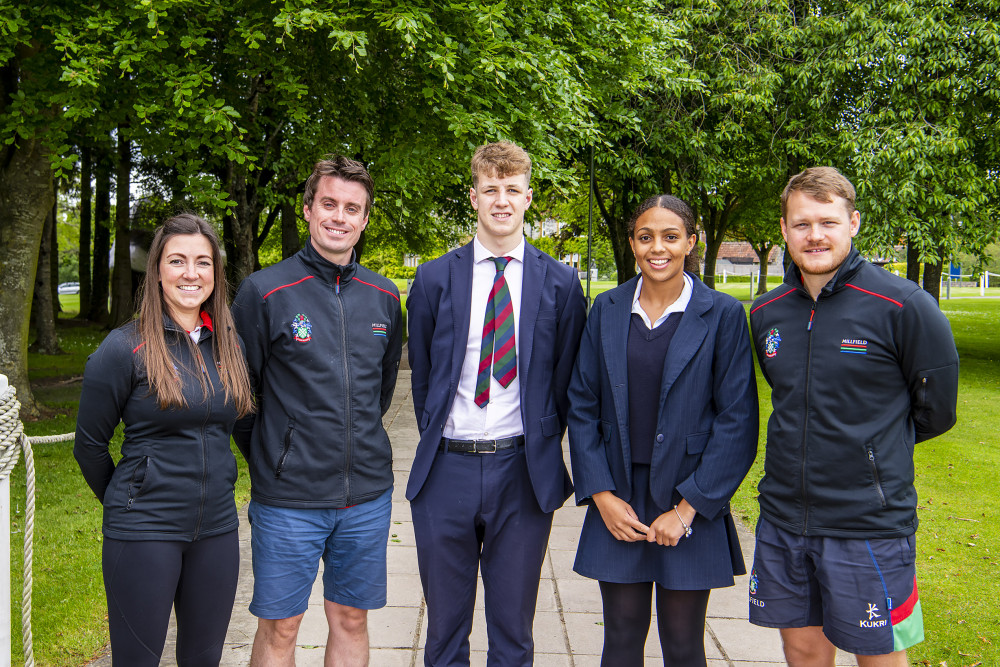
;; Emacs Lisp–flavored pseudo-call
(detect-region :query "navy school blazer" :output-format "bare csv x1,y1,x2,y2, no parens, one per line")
567,274,758,520
406,240,588,513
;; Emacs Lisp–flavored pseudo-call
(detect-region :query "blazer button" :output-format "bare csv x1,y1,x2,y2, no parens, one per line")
655,434,664,443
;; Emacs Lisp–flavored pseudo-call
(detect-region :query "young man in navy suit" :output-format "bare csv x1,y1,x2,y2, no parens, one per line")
406,141,587,665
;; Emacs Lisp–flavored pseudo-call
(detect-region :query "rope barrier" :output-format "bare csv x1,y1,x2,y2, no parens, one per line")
0,384,73,667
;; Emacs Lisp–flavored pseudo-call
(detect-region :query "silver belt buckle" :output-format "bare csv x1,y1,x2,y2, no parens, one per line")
476,439,498,454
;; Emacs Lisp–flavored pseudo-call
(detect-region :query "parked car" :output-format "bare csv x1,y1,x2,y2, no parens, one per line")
57,282,80,295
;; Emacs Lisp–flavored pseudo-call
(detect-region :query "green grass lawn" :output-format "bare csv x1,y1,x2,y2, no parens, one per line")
6,293,999,665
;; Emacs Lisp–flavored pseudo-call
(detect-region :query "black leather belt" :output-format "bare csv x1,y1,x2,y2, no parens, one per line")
439,435,524,454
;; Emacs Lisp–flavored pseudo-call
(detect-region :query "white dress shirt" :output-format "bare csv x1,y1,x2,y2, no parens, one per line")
443,236,525,440
631,273,693,328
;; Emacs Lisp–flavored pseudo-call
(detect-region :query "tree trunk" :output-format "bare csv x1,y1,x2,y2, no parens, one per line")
906,241,920,284
89,139,112,324
699,193,739,290
0,137,55,419
754,245,772,296
281,196,301,259
227,162,257,288
50,193,61,315
79,145,92,316
594,180,635,285
30,194,61,354
923,255,942,303
110,132,133,327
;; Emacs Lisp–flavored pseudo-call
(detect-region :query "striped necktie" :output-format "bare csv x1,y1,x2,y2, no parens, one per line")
474,256,516,408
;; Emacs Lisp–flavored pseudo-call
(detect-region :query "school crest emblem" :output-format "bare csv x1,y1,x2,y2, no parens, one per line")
765,328,781,358
291,314,312,342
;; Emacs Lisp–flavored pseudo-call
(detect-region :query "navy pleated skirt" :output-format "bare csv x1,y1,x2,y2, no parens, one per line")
573,464,746,590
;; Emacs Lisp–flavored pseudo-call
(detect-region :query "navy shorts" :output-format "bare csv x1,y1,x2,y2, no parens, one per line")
748,519,923,655
248,489,392,619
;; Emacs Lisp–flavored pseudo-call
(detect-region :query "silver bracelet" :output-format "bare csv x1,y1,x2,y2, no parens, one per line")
673,505,693,538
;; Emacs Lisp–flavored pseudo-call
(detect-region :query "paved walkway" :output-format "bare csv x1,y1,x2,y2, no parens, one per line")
115,370,856,666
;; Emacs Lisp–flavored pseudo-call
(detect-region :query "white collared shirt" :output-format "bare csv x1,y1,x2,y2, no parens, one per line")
631,273,693,329
444,236,526,439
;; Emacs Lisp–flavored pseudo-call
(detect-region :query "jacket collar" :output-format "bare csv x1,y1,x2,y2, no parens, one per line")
299,239,358,285
784,245,865,297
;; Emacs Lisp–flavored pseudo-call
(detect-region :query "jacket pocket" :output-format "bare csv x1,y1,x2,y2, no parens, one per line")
540,414,561,438
275,419,295,478
686,431,711,455
865,445,887,508
125,456,151,511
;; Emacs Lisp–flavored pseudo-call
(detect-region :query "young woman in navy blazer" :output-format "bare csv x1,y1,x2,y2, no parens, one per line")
568,195,758,666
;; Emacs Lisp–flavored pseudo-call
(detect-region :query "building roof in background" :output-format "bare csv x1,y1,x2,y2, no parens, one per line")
716,241,782,264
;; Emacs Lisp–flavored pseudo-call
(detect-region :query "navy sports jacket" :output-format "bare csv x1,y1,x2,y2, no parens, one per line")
75,314,240,541
232,241,402,509
750,248,959,538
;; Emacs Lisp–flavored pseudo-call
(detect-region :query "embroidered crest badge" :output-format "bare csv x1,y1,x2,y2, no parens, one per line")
765,327,781,358
291,314,312,342
371,322,388,337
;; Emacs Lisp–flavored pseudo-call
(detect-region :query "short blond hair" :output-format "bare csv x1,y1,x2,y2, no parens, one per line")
781,167,856,218
470,141,532,189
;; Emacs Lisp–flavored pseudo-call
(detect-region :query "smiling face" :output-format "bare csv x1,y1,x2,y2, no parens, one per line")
159,233,215,330
629,207,696,287
470,171,532,255
780,190,861,297
304,175,370,265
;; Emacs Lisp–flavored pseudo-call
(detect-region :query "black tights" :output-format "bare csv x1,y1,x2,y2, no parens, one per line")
599,581,711,667
102,531,239,666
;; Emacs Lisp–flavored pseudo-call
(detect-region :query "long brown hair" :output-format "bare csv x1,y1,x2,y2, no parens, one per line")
137,214,253,416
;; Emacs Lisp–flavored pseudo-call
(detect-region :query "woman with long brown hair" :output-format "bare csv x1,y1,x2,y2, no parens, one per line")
75,213,253,666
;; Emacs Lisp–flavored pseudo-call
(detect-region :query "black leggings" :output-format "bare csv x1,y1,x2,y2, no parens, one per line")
599,581,711,667
102,530,239,666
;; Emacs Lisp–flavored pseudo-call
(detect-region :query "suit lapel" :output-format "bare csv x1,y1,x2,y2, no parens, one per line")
658,277,711,407
602,278,637,466
450,243,474,379
518,244,545,402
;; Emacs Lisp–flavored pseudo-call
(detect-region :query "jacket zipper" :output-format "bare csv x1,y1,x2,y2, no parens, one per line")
801,299,817,534
335,273,354,505
125,456,149,510
867,447,887,507
193,338,213,540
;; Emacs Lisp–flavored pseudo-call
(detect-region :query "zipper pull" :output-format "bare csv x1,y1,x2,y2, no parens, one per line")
807,302,816,331
336,275,341,295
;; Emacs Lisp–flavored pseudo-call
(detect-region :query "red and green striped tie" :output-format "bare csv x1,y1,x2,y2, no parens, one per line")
474,257,516,408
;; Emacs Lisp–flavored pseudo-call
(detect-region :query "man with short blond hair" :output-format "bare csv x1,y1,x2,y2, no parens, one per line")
406,141,587,665
748,166,959,667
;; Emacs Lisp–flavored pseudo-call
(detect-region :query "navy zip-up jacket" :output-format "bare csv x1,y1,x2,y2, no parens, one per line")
231,242,402,509
750,248,959,538
75,314,240,542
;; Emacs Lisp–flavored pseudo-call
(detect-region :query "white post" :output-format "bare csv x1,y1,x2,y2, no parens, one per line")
982,273,986,297
0,373,11,665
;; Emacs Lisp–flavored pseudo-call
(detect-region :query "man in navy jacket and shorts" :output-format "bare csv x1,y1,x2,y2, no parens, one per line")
748,167,959,666
233,155,403,666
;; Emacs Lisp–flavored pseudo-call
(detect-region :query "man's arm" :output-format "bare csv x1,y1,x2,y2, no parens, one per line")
897,289,959,443
552,271,588,428
380,293,404,416
231,278,267,459
406,266,435,431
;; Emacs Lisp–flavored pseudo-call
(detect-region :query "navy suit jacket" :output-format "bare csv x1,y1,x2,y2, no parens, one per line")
406,240,588,513
567,274,758,521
